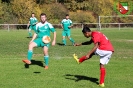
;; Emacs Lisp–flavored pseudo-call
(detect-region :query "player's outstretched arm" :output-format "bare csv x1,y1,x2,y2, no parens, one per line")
68,24,73,28
61,24,63,29
82,39,93,45
52,32,56,46
86,42,98,58
74,39,93,46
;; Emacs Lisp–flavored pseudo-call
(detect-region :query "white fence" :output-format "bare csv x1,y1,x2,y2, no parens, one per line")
99,23,133,30
0,23,133,31
98,15,133,30
0,24,28,31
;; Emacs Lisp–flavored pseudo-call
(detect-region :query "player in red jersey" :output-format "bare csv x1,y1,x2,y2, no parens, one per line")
73,25,114,87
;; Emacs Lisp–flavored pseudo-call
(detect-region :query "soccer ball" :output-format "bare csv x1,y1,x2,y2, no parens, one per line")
42,36,51,44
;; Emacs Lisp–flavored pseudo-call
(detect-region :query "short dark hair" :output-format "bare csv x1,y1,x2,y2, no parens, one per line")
66,14,69,16
40,13,46,17
82,25,91,33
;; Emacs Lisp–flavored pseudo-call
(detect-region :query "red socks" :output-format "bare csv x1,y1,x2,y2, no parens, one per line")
100,68,106,84
79,56,87,63
79,55,106,84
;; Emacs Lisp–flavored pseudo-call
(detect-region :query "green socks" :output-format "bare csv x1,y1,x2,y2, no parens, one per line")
70,38,75,44
27,50,33,61
62,39,66,45
28,32,32,37
27,51,49,66
44,56,49,66
62,38,75,45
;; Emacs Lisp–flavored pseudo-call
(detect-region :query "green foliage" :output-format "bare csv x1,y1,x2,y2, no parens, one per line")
0,3,15,24
11,0,37,23
36,0,57,4
40,3,68,23
0,0,133,24
70,10,96,23
32,4,42,20
0,2,4,19
1,0,11,3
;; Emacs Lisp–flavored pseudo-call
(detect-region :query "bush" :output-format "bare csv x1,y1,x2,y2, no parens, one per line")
70,10,96,23
40,3,68,24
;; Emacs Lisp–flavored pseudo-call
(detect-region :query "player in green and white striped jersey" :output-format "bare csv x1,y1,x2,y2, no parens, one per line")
23,13,56,69
28,13,38,38
61,14,75,46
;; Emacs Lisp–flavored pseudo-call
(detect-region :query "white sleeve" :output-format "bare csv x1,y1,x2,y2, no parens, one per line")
69,20,72,24
48,23,54,29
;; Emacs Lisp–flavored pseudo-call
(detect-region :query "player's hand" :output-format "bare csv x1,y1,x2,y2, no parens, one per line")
86,54,90,59
86,53,93,59
68,26,71,28
74,43,82,46
52,40,56,46
27,24,29,28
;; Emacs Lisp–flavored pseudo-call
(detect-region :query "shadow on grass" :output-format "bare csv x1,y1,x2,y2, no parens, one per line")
65,74,99,84
56,43,73,46
33,72,41,74
56,43,65,46
26,36,32,38
24,60,43,68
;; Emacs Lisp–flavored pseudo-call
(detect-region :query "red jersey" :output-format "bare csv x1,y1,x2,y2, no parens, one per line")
91,31,114,52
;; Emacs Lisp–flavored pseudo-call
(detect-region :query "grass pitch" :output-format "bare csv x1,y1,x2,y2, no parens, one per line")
0,29,133,88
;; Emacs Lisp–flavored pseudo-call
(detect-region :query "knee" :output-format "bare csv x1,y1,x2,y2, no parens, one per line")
68,36,71,39
29,45,33,50
43,51,48,56
62,36,65,39
28,42,36,50
100,63,104,68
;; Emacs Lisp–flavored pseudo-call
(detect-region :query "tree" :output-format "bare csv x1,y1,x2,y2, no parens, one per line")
0,2,4,19
0,2,14,24
11,0,37,23
40,3,68,23
2,0,11,3
36,0,58,4
70,10,96,23
0,0,132,24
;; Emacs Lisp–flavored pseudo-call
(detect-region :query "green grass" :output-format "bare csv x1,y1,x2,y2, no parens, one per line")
0,29,133,88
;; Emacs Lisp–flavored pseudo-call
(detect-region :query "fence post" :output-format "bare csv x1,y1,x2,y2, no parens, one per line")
81,23,83,29
98,16,101,30
119,23,120,30
8,24,10,31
